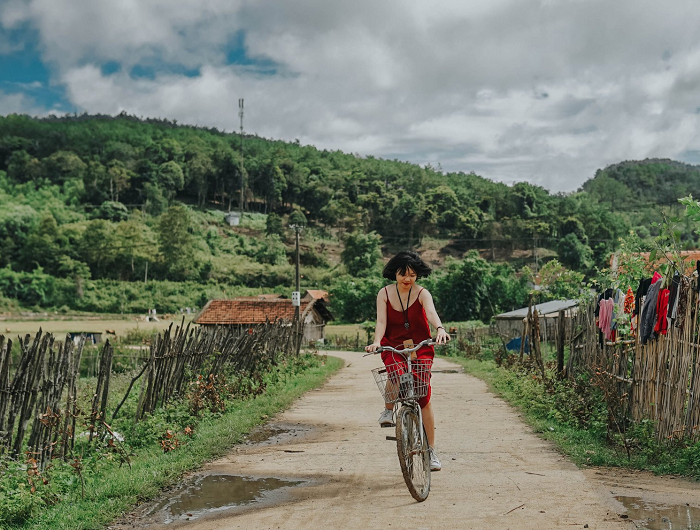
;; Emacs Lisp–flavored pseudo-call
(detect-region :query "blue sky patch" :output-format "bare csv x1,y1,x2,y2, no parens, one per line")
129,62,201,80
0,26,72,112
678,150,700,166
0,27,50,86
225,30,279,75
101,61,122,76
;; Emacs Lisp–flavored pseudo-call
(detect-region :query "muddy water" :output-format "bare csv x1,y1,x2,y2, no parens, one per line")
243,422,310,444
616,496,700,529
149,474,304,523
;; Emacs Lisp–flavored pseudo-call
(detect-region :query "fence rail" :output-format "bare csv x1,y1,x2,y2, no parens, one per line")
567,277,700,441
0,318,303,470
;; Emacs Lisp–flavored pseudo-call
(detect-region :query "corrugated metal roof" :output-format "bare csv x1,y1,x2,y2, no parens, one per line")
495,299,578,319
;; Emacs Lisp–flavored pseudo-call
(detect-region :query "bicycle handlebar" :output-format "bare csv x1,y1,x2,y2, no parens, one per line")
362,338,437,357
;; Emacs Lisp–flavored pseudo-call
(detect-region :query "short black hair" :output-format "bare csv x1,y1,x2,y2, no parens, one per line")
382,251,432,280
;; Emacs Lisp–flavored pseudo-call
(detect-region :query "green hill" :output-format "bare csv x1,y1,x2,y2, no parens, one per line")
0,113,698,319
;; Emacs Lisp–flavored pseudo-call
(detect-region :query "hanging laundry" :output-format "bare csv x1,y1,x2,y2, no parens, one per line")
598,297,614,340
595,288,614,317
624,288,634,314
634,278,652,317
611,289,623,331
667,271,681,322
654,288,670,336
640,278,662,345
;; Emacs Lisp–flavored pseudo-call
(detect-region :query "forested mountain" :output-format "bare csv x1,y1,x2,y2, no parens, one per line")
0,113,697,320
582,159,700,208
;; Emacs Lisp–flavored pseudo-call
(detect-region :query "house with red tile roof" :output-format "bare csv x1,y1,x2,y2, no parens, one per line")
193,291,333,343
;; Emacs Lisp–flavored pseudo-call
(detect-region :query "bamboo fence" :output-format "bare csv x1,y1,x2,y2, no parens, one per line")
567,277,700,441
0,318,303,470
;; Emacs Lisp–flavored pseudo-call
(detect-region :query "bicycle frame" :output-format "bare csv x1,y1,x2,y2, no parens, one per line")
365,338,436,450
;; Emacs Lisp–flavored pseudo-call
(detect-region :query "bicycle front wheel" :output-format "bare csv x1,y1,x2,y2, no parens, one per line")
395,405,431,502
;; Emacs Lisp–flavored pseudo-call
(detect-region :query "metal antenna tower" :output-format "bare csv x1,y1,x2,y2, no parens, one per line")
238,98,244,219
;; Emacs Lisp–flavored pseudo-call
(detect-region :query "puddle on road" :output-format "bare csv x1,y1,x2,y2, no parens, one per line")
149,474,304,523
432,369,461,374
245,426,290,443
244,423,310,445
616,496,700,529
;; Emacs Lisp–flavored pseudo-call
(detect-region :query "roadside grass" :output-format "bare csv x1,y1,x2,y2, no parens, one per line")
3,354,343,530
442,353,700,479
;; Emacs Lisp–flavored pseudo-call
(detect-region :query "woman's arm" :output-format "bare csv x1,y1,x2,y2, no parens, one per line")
420,289,451,344
365,290,387,352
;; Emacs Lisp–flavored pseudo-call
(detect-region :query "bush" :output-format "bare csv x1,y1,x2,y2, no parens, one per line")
329,276,386,323
425,252,528,322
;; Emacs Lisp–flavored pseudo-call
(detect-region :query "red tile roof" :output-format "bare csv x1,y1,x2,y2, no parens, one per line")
194,299,301,325
303,289,329,302
233,294,284,301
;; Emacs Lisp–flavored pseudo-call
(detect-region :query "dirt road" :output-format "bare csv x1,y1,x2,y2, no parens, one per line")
124,351,640,530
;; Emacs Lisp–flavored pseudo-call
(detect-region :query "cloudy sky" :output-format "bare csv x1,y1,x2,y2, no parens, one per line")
1,0,699,192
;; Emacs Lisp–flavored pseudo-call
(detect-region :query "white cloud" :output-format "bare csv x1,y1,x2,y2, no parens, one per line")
3,0,700,191
0,90,47,116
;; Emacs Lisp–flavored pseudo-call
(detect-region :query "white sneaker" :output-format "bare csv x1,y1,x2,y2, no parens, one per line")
429,447,442,471
378,408,394,427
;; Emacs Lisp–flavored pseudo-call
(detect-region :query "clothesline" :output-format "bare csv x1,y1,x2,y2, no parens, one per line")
595,264,697,346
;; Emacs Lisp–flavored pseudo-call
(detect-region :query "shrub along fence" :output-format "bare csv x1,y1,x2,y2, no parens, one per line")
567,277,700,442
0,318,303,471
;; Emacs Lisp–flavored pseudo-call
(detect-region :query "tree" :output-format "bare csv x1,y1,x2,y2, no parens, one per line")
19,213,63,273
7,150,42,182
426,251,527,322
557,233,594,272
185,150,214,207
529,259,584,301
341,231,382,277
79,219,117,278
157,161,185,199
42,151,86,183
142,183,168,216
158,205,200,280
94,201,129,222
288,209,307,227
113,213,154,280
266,212,283,236
328,276,386,322
106,160,132,202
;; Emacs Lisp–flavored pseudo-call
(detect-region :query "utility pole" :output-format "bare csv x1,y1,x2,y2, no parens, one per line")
290,224,302,321
238,98,244,220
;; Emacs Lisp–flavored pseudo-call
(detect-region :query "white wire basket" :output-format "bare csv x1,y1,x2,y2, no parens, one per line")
371,359,432,404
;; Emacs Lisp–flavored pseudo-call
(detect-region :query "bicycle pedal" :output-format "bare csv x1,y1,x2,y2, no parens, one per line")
385,436,397,441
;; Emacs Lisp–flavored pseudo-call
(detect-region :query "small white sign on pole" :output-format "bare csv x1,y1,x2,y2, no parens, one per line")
292,291,300,307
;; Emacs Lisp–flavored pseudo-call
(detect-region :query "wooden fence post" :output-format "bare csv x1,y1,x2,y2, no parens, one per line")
557,309,565,377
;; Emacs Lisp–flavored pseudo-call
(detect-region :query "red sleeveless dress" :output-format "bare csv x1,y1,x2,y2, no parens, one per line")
380,287,434,407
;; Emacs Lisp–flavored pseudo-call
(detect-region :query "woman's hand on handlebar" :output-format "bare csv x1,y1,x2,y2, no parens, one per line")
435,327,451,345
365,342,382,353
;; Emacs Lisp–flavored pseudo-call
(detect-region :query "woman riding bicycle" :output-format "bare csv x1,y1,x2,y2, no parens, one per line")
365,250,450,472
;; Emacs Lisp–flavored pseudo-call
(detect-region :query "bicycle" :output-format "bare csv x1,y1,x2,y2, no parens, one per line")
364,338,438,502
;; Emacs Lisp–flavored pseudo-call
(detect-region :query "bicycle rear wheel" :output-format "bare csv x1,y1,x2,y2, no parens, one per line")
395,405,431,502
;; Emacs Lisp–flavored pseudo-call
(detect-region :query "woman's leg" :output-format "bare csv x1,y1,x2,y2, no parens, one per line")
422,401,435,447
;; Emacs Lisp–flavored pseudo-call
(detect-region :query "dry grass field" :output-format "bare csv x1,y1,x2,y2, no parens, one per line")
324,323,363,338
0,316,190,337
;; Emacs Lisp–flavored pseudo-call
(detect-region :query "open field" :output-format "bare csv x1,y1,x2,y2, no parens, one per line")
0,316,191,337
324,323,363,338
0,319,487,344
